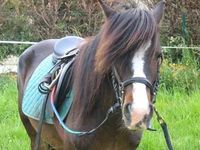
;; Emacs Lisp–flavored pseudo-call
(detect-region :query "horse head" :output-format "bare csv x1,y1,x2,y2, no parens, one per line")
95,0,165,131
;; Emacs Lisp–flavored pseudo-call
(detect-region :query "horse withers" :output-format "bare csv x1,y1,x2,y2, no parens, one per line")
17,0,165,149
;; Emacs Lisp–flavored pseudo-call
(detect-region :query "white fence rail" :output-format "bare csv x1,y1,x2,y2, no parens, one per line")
0,40,200,50
162,46,200,50
0,40,200,74
0,40,38,45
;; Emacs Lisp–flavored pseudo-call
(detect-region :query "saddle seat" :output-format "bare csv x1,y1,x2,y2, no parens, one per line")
53,36,84,62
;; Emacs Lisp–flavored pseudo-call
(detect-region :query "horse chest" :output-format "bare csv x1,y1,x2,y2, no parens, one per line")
67,130,141,150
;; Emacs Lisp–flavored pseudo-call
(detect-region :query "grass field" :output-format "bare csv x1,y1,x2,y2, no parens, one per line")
0,75,29,150
0,75,200,150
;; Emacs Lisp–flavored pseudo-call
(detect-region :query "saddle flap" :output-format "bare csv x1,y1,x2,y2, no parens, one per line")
53,36,84,60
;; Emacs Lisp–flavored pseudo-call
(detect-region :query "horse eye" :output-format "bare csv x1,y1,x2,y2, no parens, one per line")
157,53,163,64
156,53,163,64
156,52,162,58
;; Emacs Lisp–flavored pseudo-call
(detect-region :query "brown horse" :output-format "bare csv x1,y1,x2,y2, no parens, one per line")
17,0,165,149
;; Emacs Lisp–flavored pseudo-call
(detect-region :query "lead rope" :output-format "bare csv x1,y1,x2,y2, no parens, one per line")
152,73,173,149
153,61,173,150
153,105,174,150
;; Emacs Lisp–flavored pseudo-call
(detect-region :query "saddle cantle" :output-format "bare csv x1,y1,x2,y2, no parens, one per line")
53,36,84,62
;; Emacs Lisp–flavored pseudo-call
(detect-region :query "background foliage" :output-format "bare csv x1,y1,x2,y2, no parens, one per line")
1,0,200,43
0,0,200,91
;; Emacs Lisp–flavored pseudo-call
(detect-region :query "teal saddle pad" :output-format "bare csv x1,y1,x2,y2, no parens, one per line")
22,54,73,124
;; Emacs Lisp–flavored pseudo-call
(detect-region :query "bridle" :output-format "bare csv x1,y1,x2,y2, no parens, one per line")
111,66,159,106
110,65,159,131
110,49,164,106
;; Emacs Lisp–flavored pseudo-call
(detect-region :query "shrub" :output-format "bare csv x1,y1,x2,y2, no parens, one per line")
0,1,39,60
160,48,200,93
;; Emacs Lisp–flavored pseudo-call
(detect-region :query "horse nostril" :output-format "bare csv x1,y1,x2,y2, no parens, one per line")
143,114,148,123
124,103,132,120
125,103,132,112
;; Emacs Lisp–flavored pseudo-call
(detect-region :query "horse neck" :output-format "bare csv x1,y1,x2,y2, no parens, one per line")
73,77,115,119
67,41,117,131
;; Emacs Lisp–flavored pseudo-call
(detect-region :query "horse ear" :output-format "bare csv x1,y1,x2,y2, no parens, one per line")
152,0,165,24
97,0,115,18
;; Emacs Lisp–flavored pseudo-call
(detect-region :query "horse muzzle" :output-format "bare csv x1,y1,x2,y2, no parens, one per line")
123,103,153,131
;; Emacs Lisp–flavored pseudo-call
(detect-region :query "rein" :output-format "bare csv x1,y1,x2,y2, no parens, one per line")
50,86,121,136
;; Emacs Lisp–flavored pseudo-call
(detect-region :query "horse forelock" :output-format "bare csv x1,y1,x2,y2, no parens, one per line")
95,8,157,74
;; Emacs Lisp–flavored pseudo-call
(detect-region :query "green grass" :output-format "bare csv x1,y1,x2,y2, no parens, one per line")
0,75,200,149
138,90,200,150
0,75,29,150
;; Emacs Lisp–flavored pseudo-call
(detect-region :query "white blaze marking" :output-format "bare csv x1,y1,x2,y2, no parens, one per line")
131,41,151,112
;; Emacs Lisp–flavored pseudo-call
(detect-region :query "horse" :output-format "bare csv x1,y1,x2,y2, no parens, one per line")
17,0,165,149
